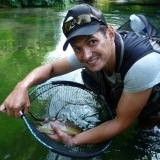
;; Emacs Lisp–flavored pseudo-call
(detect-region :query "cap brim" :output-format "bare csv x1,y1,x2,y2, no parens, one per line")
63,24,100,51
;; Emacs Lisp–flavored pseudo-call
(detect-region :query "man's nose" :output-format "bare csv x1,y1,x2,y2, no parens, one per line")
83,47,92,60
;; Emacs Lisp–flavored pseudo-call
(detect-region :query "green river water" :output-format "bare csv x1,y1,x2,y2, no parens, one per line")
0,1,160,160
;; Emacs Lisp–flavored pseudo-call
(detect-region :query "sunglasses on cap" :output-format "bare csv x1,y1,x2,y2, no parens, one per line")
63,14,106,34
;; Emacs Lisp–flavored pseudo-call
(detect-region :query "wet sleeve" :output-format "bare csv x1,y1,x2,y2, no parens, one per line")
123,52,160,93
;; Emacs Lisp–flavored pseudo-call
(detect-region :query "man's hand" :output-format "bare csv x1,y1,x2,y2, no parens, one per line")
0,82,30,118
47,123,76,146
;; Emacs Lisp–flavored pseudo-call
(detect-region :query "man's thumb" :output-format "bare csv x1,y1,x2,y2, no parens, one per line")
0,103,7,113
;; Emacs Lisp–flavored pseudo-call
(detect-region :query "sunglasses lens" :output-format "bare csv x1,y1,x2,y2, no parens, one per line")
63,14,101,34
63,20,73,33
76,15,91,25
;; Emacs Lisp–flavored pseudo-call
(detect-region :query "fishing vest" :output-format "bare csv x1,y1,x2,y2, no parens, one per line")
81,15,160,119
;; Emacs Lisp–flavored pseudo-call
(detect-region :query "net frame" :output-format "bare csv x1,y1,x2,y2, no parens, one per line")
23,80,113,159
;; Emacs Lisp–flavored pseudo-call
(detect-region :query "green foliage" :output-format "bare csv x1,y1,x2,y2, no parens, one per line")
0,0,70,7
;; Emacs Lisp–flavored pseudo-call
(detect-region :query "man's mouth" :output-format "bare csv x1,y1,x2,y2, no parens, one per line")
87,57,99,66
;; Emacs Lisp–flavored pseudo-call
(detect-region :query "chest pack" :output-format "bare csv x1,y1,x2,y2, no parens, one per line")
81,14,160,118
117,14,160,80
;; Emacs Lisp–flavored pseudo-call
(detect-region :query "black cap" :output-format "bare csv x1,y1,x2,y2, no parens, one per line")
62,4,107,51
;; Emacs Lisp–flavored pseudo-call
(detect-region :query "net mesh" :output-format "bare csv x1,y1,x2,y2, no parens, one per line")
26,81,113,158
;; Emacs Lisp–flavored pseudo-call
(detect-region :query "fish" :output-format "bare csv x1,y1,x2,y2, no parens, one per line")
36,120,83,136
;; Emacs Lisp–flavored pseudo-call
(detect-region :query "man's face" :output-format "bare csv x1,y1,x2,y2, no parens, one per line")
70,29,114,72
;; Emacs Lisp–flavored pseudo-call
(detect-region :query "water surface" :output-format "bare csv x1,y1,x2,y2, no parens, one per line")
0,2,160,160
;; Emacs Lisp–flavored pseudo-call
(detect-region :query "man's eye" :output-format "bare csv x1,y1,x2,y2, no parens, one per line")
89,40,97,45
74,48,81,53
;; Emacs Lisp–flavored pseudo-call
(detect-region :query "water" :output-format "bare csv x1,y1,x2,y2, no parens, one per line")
0,2,160,160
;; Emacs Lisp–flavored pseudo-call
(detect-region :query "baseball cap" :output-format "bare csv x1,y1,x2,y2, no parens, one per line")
62,4,107,51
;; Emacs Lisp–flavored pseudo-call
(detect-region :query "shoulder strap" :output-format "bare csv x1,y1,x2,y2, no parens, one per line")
114,32,125,72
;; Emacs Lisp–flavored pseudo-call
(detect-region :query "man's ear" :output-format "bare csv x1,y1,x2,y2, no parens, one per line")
107,26,115,42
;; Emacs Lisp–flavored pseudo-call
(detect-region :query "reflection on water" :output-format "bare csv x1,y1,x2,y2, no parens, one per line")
0,2,160,160
42,22,73,64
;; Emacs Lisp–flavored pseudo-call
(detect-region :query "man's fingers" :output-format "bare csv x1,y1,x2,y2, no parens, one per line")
51,123,64,136
23,103,30,115
0,102,26,118
47,133,59,140
14,108,22,118
0,103,6,113
0,103,14,117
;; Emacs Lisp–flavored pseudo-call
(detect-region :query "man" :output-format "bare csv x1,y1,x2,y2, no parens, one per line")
0,4,160,146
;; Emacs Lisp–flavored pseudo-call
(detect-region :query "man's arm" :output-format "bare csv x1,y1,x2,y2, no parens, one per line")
0,57,75,118
49,88,152,145
74,88,153,144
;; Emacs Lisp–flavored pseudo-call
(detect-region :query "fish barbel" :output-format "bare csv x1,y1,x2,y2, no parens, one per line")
36,120,83,136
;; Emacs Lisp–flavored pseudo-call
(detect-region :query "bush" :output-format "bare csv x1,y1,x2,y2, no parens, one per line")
0,0,73,7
